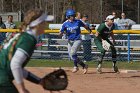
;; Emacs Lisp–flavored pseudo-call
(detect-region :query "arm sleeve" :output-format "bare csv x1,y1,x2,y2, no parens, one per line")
10,49,41,84
60,24,66,33
97,24,104,34
10,49,27,84
80,20,92,33
16,37,36,57
79,20,86,27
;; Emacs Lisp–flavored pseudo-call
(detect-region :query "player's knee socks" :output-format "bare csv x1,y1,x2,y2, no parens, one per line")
72,55,78,67
112,54,117,67
101,49,106,55
112,61,116,67
73,60,78,67
77,58,85,68
97,54,104,65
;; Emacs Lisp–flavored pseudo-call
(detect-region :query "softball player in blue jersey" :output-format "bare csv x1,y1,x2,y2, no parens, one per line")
59,9,93,74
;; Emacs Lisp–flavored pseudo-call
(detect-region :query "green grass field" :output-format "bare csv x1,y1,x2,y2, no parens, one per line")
27,59,140,70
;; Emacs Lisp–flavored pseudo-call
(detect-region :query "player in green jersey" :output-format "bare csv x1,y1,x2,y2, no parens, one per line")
94,15,119,74
0,9,53,93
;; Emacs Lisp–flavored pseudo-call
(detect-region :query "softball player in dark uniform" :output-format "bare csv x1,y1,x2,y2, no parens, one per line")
94,15,119,74
59,9,92,74
0,9,53,93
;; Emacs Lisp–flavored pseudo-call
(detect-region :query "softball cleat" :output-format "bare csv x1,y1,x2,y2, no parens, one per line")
96,64,102,74
72,67,79,73
113,66,119,73
96,67,102,74
83,65,88,74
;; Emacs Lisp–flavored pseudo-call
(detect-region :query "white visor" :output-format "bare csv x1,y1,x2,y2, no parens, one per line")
105,15,114,21
29,14,54,27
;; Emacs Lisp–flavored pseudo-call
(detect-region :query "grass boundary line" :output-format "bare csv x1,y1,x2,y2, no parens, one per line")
25,67,140,73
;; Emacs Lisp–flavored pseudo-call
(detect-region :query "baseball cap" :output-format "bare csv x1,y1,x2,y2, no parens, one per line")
105,15,114,21
83,14,88,18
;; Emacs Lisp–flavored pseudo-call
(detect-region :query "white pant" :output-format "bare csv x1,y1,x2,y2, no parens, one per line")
68,40,81,60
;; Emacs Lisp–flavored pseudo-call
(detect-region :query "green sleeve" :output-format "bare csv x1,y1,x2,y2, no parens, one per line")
97,23,105,34
16,34,36,56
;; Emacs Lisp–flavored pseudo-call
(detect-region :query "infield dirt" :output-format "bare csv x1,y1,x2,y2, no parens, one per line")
23,67,140,93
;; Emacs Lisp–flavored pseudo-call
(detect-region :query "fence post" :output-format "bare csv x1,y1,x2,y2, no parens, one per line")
127,34,130,63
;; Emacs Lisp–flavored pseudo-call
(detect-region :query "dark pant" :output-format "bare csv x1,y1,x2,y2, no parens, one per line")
94,37,116,63
0,86,18,93
82,40,92,61
0,69,18,93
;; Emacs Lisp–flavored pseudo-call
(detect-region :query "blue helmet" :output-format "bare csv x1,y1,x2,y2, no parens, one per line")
66,9,76,18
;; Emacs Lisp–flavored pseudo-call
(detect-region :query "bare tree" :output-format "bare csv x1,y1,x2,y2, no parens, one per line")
0,0,4,12
0,0,138,23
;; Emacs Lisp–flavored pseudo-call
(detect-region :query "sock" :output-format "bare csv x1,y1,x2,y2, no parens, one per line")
97,54,104,65
97,63,102,68
112,54,116,67
112,61,116,67
72,55,78,67
74,60,78,67
77,58,85,68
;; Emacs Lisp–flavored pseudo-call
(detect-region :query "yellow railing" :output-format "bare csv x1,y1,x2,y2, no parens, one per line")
0,29,140,34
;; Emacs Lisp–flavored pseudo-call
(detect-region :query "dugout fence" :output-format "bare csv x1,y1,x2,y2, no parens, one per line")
34,33,140,63
0,29,140,62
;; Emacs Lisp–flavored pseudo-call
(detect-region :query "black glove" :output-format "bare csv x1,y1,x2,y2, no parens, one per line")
41,69,68,91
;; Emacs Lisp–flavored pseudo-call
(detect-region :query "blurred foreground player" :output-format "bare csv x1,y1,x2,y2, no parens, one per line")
0,9,54,93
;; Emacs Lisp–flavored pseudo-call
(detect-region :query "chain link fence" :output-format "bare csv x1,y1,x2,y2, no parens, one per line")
0,0,140,64
32,33,140,62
